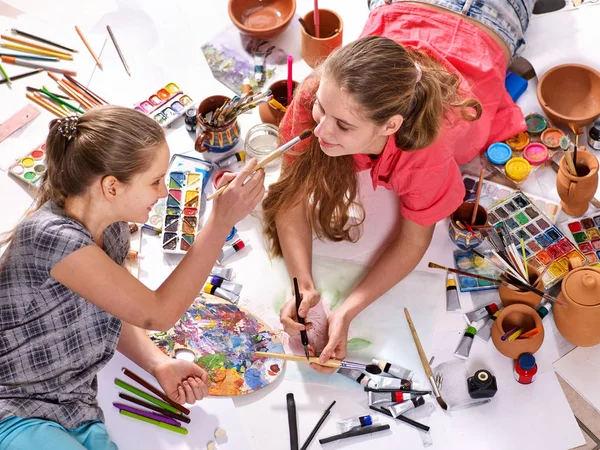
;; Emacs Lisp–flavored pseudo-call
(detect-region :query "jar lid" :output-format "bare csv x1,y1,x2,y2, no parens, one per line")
541,128,565,149
505,132,530,151
523,143,549,165
518,353,536,370
486,143,512,165
505,157,531,182
525,113,548,134
565,267,600,306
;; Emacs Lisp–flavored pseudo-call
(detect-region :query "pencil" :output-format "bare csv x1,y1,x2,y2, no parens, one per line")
11,28,78,53
40,87,84,114
0,52,59,62
106,26,130,76
114,378,181,415
26,85,69,99
74,26,103,70
0,68,42,86
65,74,109,105
48,72,94,109
1,42,72,60
0,61,11,86
119,410,188,435
1,35,72,58
122,367,190,415
26,92,67,118
471,167,485,225
300,401,335,450
118,393,191,424
1,55,76,76
61,77,100,107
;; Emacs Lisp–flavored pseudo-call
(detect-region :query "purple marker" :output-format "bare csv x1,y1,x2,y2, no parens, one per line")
113,403,181,427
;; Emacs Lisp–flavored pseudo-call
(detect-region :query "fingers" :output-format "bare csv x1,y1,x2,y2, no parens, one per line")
216,172,237,189
231,158,258,187
187,376,209,401
181,379,196,404
280,316,305,336
310,363,337,374
298,296,319,318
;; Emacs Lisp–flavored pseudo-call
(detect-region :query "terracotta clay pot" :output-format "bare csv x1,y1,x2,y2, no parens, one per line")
259,79,298,126
228,0,296,39
554,258,600,347
447,202,488,250
499,264,544,309
537,64,600,127
491,304,544,359
194,95,241,153
300,9,343,68
556,150,599,216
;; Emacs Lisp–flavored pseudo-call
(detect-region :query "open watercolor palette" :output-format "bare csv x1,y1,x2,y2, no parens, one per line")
133,82,195,128
462,174,561,223
454,249,498,292
8,143,47,188
564,215,600,264
488,191,586,289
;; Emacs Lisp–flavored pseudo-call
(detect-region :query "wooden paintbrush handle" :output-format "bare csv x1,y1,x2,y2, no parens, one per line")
254,351,341,368
404,308,433,379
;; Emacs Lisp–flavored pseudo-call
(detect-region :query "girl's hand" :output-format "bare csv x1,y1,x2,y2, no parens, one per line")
211,158,265,228
153,358,210,405
310,310,351,374
280,286,321,336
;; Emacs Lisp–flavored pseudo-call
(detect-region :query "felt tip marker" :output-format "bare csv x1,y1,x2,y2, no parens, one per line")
216,151,245,169
386,395,427,418
371,359,413,381
368,391,417,406
217,239,245,264
446,272,461,311
203,283,239,304
338,415,379,433
206,275,242,295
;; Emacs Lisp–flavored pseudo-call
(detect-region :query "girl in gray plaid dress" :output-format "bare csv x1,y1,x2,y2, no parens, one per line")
0,106,265,449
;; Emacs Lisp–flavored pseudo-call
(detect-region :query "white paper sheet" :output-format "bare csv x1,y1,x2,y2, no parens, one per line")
554,345,600,414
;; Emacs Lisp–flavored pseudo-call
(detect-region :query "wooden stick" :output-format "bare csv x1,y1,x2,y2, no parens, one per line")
26,92,67,118
1,34,72,57
121,368,189,415
11,28,78,53
74,26,103,70
471,167,485,225
254,351,341,368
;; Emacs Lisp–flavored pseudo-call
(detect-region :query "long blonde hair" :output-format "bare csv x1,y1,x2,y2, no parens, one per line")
262,36,482,256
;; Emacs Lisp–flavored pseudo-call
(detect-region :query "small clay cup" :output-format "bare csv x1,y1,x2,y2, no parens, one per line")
259,79,298,126
228,0,296,39
194,95,241,153
300,9,343,68
447,202,488,250
556,149,599,216
491,304,544,359
499,264,544,309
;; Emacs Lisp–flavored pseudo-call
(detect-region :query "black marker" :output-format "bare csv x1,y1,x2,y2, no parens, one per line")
287,393,299,450
293,277,310,360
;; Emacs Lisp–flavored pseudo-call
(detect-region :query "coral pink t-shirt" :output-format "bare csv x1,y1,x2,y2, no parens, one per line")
279,3,526,226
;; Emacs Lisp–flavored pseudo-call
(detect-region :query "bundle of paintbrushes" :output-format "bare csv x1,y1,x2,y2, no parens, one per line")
200,90,272,128
25,73,109,118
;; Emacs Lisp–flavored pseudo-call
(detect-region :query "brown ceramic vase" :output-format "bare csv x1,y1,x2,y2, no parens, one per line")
491,304,544,359
499,265,544,309
300,9,343,68
556,150,599,217
554,259,600,347
259,79,298,126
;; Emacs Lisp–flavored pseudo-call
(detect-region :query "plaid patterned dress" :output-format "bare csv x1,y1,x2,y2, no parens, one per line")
0,201,128,428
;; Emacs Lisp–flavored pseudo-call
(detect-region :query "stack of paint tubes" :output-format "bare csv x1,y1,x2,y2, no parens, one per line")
202,236,247,304
338,359,430,421
200,90,272,128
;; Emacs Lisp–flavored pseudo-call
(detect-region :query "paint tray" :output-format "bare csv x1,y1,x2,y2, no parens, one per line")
561,214,600,265
454,249,499,292
8,143,47,188
133,82,195,128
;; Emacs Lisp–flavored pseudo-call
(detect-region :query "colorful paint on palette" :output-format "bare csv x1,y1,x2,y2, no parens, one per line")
487,191,586,288
149,294,284,396
564,214,600,265
133,82,195,128
462,175,561,223
453,250,499,292
8,143,47,188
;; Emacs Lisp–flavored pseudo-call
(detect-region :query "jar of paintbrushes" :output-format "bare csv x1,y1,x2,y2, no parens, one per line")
498,263,544,309
448,168,488,250
556,146,599,216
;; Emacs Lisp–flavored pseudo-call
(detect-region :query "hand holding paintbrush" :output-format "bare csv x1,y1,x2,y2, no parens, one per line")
293,277,310,360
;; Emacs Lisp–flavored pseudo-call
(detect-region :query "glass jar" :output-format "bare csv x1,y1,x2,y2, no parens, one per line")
245,123,279,169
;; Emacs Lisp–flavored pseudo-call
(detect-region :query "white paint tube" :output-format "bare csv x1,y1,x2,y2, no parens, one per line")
367,374,415,390
463,303,499,324
371,359,414,380
446,272,461,311
368,391,417,406
386,395,426,418
210,266,233,281
216,151,245,169
476,309,501,342
203,283,239,304
217,240,246,265
454,319,485,360
337,368,371,387
206,275,242,295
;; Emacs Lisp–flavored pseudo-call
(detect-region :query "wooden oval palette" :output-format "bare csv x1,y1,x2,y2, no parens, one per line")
149,293,284,396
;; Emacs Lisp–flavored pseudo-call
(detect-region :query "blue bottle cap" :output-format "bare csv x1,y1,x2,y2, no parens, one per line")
518,353,536,370
486,142,513,165
226,226,237,242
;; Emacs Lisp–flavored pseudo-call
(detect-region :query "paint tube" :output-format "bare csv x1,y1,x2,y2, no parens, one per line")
337,415,379,433
368,391,417,406
537,301,553,319
241,78,253,95
216,151,245,169
338,368,371,387
217,239,246,265
203,283,239,304
454,319,485,360
207,275,242,295
210,266,233,281
367,374,415,390
253,52,266,84
463,303,498,324
386,395,426,418
476,310,501,342
446,272,461,311
371,359,414,381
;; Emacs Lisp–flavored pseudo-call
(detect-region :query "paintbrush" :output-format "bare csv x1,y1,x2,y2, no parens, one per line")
560,135,577,175
207,130,313,200
404,308,447,410
471,167,485,225
428,262,566,307
549,157,600,207
569,123,583,175
293,277,310,360
298,17,311,35
254,351,383,374
471,249,528,284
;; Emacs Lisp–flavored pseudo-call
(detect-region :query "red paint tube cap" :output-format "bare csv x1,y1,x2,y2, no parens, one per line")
487,303,498,314
233,240,245,251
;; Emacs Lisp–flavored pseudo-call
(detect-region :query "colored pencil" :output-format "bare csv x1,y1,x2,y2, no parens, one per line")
64,75,109,105
300,401,335,450
75,26,103,70
0,68,42,86
1,42,72,60
11,28,78,53
113,402,181,427
287,55,293,105
1,35,72,58
118,393,191,424
119,410,188,435
0,61,11,86
27,85,69,99
106,26,130,76
471,167,485,224
26,92,66,118
60,76,99,107
1,56,76,76
501,327,518,341
507,328,524,341
122,368,190,415
0,52,58,62
48,72,93,109
114,378,181,415
313,0,320,38
40,87,84,114
518,326,542,339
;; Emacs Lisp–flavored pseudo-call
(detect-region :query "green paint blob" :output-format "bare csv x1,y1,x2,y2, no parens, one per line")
196,353,227,370
23,172,36,180
346,338,372,351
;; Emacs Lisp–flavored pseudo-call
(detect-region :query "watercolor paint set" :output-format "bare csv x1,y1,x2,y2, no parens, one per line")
462,174,561,223
454,250,499,292
133,82,195,128
487,192,586,288
8,143,47,188
564,215,600,264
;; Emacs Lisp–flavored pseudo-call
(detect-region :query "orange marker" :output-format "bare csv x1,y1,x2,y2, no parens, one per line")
518,326,542,340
